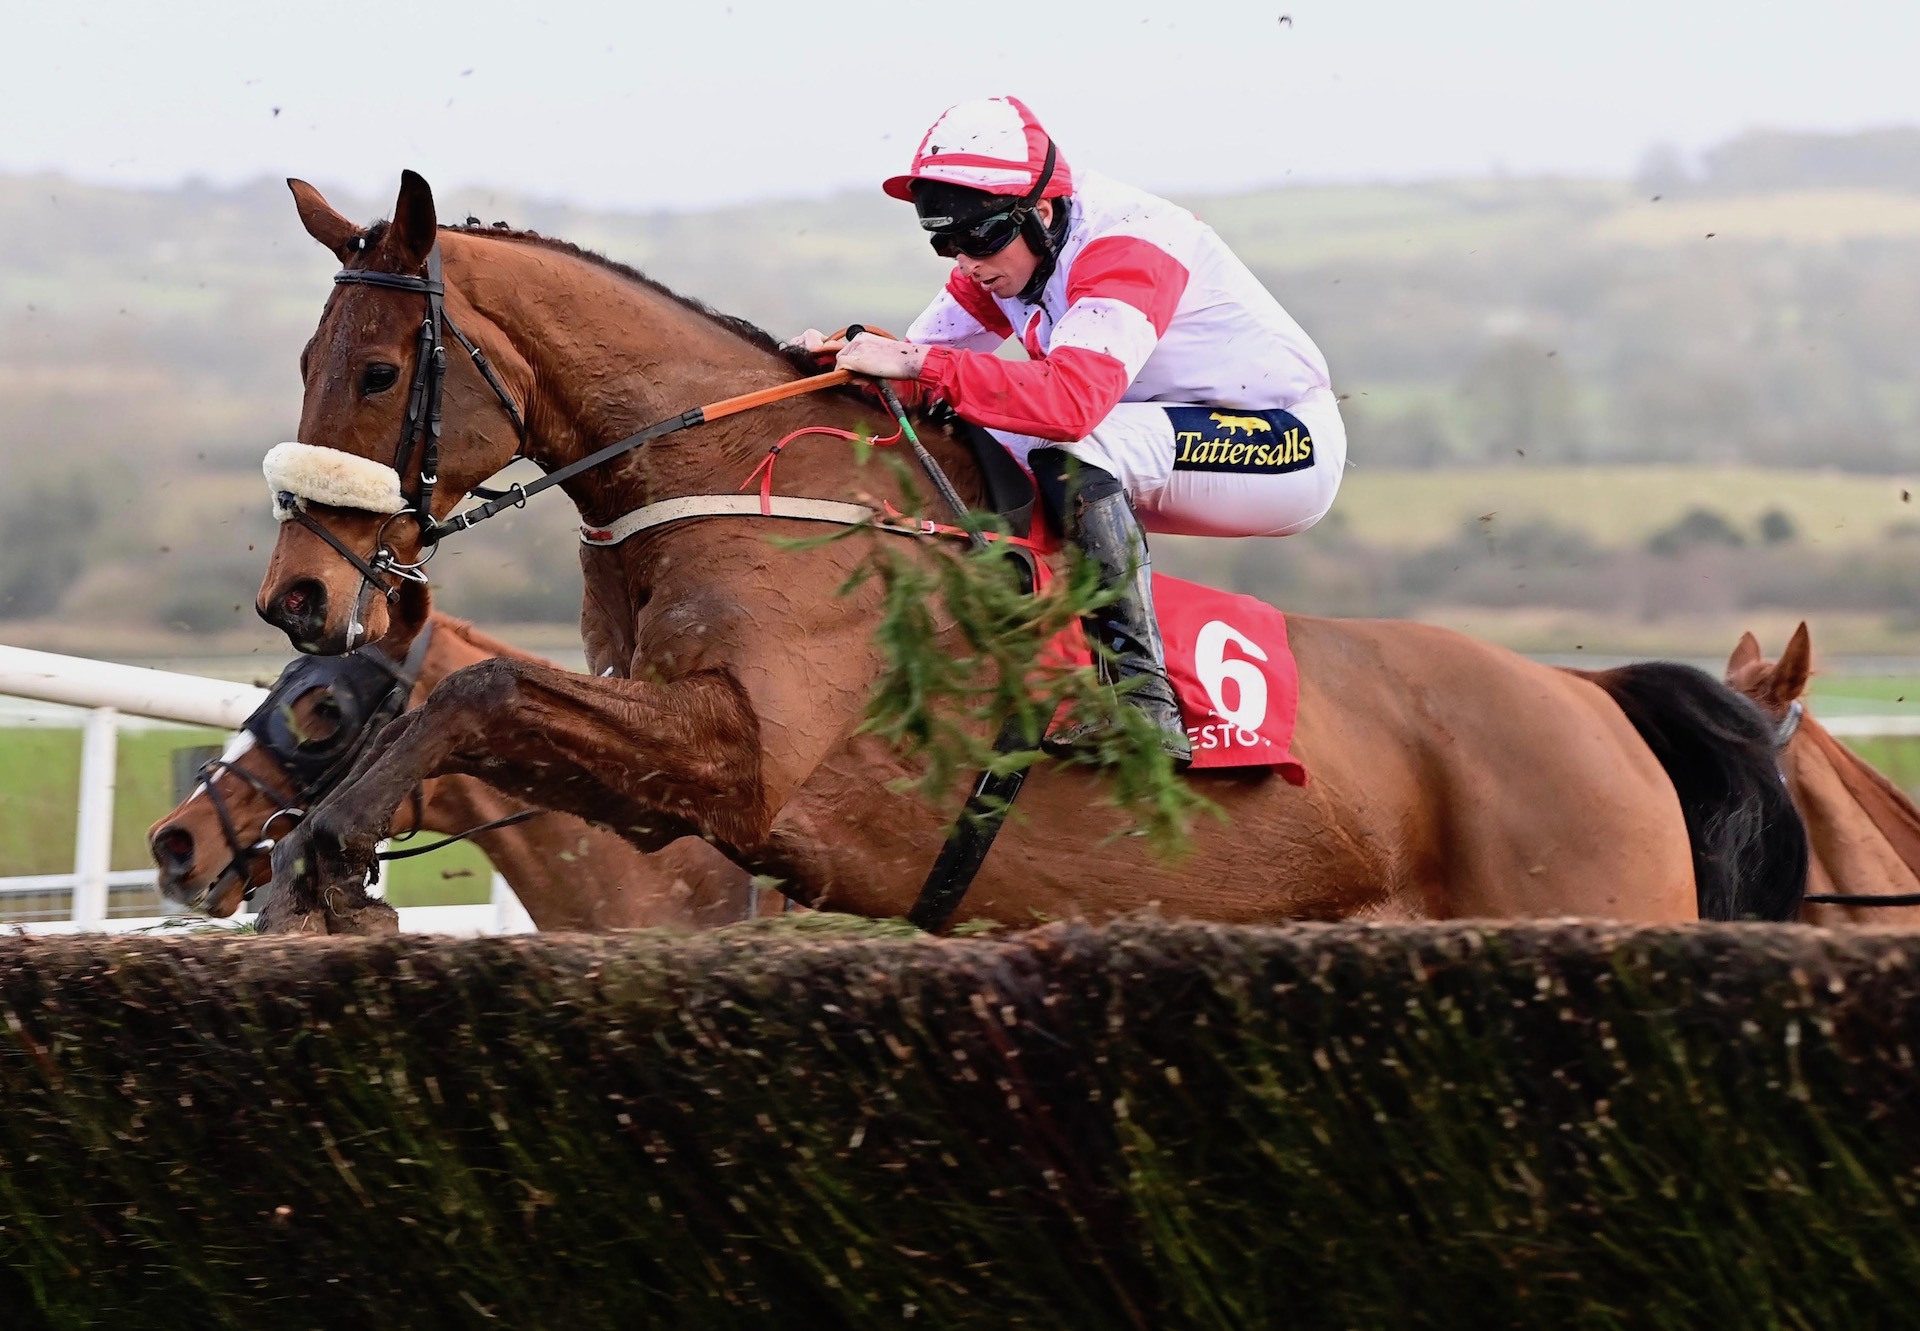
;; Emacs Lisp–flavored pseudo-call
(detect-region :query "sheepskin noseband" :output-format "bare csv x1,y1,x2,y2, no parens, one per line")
263,442,409,521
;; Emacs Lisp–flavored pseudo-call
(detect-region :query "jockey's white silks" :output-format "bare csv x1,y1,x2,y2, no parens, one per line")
263,442,409,521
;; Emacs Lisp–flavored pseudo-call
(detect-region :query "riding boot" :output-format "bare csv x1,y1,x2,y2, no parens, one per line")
1047,486,1193,764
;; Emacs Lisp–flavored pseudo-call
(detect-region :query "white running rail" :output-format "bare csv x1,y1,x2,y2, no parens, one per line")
0,645,532,935
1820,716,1920,738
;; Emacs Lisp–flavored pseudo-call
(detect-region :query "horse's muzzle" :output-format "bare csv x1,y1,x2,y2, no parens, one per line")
150,825,200,900
259,578,333,652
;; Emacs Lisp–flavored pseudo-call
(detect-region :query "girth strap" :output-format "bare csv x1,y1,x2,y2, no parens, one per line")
906,539,1034,932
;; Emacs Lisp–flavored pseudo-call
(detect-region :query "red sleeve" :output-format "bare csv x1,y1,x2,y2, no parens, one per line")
919,343,1131,442
1066,235,1188,335
945,268,1013,339
915,237,1189,441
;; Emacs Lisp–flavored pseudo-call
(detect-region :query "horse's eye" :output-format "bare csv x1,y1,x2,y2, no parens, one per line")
361,363,400,395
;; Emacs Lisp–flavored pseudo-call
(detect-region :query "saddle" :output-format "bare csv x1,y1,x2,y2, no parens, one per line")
943,411,1037,540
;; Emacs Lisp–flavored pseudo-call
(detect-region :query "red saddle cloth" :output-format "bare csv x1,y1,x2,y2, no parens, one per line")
1052,574,1306,782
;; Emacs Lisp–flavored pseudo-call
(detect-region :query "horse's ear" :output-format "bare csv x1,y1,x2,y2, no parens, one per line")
288,178,360,261
389,169,439,268
1726,631,1762,678
1768,621,1814,707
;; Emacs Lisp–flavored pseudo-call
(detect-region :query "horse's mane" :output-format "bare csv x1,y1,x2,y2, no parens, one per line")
1802,715,1920,876
359,218,822,379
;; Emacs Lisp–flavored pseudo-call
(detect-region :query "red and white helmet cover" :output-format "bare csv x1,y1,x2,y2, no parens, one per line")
882,95,1074,203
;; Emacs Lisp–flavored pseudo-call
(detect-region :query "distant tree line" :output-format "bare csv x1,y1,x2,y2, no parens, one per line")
1650,128,1920,195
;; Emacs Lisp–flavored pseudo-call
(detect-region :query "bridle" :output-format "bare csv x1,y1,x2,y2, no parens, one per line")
277,242,530,643
1772,699,1803,751
274,238,875,648
188,623,437,911
1766,697,1920,910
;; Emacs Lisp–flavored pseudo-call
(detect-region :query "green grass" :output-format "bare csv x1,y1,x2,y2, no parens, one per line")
0,725,491,909
1842,738,1920,790
1809,674,1920,709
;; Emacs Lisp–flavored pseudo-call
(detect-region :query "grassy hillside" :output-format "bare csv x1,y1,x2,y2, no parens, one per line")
1332,465,1912,550
1587,187,1920,245
6,134,1920,654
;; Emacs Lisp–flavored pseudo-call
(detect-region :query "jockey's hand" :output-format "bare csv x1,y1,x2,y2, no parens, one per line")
782,328,848,363
836,332,929,382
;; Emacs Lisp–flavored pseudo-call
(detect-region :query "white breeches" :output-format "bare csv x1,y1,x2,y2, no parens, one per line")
987,387,1347,538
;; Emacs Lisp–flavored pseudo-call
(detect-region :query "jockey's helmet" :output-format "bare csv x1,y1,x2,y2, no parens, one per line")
886,97,1070,264
882,96,1073,204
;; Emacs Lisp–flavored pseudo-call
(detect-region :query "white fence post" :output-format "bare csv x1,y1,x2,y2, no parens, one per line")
491,871,535,933
69,706,119,928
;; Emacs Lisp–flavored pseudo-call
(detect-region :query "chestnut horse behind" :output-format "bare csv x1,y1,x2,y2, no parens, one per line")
1726,624,1920,927
250,171,1804,934
148,606,756,930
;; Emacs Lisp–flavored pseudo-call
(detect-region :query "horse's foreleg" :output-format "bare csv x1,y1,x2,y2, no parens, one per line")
262,658,762,934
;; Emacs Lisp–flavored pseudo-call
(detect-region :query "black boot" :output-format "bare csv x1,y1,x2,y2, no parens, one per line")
1047,484,1193,764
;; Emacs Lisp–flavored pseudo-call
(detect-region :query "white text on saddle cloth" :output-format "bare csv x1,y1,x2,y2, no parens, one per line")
1154,575,1307,782
1051,575,1307,781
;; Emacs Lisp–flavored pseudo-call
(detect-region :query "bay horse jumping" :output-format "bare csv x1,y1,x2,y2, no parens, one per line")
252,171,1804,934
148,605,757,931
1725,624,1920,926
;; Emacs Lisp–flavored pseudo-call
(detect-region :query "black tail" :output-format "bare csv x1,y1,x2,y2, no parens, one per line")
1586,662,1807,921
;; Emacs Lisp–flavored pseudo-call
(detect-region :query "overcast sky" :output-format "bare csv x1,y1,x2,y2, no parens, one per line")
5,0,1920,212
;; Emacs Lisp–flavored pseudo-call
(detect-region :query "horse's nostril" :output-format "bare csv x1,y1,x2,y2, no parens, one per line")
264,579,328,644
153,826,195,871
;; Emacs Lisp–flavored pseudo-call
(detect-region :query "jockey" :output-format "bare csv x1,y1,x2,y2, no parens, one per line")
799,96,1344,763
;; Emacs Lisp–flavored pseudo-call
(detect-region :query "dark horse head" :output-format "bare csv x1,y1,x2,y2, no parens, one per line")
147,634,425,913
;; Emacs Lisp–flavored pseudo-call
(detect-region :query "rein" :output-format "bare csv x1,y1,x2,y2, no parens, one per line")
373,808,542,861
432,368,858,543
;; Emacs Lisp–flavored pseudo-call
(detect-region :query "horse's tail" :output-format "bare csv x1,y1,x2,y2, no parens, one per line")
1585,662,1807,921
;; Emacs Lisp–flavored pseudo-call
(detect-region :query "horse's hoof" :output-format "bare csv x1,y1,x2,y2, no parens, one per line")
329,899,401,936
256,900,330,936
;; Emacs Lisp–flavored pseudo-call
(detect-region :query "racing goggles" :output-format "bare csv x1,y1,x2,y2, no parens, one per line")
927,206,1026,259
917,138,1059,260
